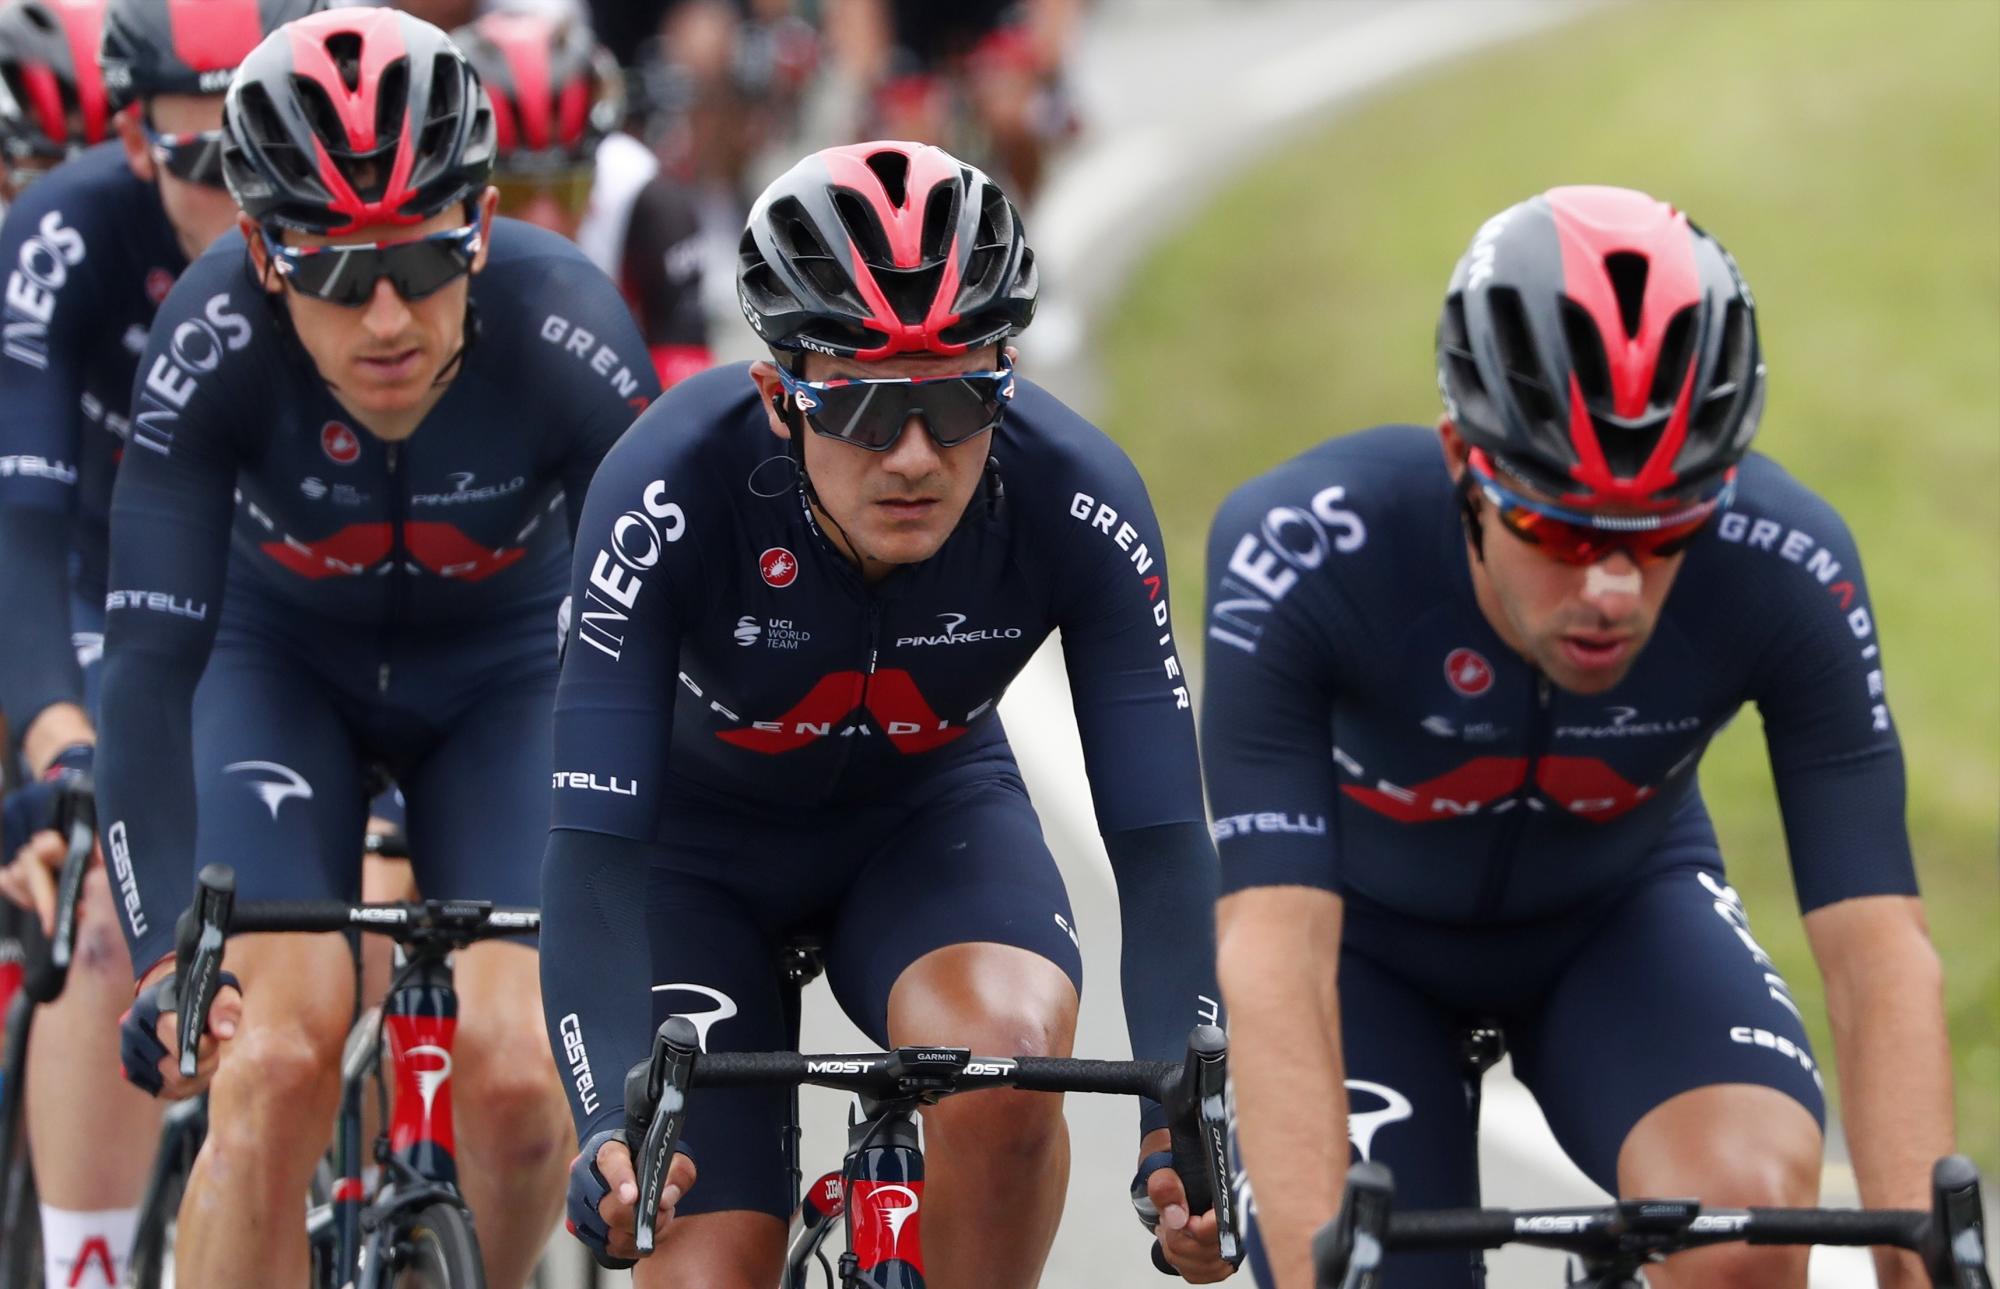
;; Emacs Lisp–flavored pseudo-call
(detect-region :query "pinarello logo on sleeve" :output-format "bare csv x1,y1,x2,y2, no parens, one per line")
321,421,361,465
1444,647,1493,697
759,547,799,588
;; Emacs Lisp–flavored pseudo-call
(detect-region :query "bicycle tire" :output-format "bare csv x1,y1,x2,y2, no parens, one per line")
390,1202,486,1289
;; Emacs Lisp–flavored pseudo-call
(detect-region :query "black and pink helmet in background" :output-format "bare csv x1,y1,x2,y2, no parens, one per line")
0,0,111,168
1437,185,1766,507
99,0,322,112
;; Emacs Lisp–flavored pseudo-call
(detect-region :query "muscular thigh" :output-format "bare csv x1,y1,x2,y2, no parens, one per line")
822,765,1081,1047
192,633,368,906
1511,863,1827,1193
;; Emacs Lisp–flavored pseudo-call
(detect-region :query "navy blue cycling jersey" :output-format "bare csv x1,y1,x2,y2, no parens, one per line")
0,144,186,741
1201,424,1915,922
99,217,657,972
543,363,1219,1137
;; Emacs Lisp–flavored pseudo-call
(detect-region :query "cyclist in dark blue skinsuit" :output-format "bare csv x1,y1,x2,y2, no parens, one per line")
100,12,657,1287
0,4,316,1285
545,141,1233,1285
1208,188,1955,1289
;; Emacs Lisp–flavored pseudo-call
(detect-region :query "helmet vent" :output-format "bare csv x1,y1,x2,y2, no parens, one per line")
21,5,55,35
1437,295,1496,432
1559,298,1611,405
1648,306,1696,407
863,148,909,206
919,180,959,262
1604,251,1649,339
831,189,891,266
1487,287,1559,427
324,33,365,93
1690,300,1752,439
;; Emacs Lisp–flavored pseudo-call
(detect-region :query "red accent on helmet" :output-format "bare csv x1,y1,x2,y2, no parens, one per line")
479,14,553,151
282,11,424,232
19,62,65,146
819,143,970,358
52,0,108,143
167,0,263,78
1546,187,1703,504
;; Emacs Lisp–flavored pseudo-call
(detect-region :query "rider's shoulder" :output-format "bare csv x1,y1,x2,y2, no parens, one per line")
608,361,763,470
1212,423,1447,536
475,216,626,305
996,377,1142,492
1693,451,1868,577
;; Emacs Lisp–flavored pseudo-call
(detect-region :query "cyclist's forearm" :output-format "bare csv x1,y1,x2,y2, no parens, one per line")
1219,888,1346,1289
541,827,658,1144
0,509,88,760
1103,822,1222,1130
95,646,204,973
1811,899,1954,1211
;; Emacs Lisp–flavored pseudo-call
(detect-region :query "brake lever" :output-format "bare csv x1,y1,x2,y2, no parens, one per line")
1311,1161,1395,1289
1926,1155,1991,1289
44,786,95,979
628,1016,699,1256
1161,1023,1242,1268
171,864,235,1077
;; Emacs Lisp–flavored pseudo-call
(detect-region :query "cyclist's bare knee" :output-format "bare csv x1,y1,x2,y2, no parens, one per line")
204,933,353,1157
633,1209,784,1289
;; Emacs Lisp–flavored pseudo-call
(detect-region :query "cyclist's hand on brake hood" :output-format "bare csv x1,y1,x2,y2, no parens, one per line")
567,1128,698,1268
1136,1137,1238,1282
118,959,241,1100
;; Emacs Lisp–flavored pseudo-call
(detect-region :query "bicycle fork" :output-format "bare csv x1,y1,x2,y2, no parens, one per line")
840,1105,926,1289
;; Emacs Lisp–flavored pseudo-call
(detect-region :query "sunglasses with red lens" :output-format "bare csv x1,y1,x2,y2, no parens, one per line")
1466,449,1734,566
776,354,1015,452
259,225,483,308
142,123,228,189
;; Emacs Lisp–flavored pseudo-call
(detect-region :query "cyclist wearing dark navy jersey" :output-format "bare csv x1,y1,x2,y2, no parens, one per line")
97,11,657,1287
1206,187,1955,1289
454,6,711,388
0,3,314,1285
543,140,1234,1285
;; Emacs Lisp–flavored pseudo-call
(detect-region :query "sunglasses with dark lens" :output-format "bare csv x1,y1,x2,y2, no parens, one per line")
1467,449,1734,566
494,168,595,219
260,225,483,308
775,355,1015,452
142,123,228,189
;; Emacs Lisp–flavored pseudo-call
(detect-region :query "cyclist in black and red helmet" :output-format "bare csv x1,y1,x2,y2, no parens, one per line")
544,139,1235,1284
456,6,712,387
1207,187,1952,1289
0,1,318,1283
0,0,113,202
100,9,656,1286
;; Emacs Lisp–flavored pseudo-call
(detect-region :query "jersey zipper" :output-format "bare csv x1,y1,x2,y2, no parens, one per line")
830,600,883,793
379,442,405,694
1472,672,1552,916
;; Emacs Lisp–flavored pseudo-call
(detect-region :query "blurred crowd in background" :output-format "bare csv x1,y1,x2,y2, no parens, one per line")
383,0,1087,337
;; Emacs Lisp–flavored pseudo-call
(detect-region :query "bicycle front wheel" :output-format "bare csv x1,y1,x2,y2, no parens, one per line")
391,1202,486,1289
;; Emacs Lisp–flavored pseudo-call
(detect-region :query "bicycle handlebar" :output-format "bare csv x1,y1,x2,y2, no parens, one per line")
1313,1156,1991,1288
623,1020,1244,1269
173,863,540,1076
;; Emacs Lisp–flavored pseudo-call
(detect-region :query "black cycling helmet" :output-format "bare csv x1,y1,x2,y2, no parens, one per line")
99,0,322,112
738,139,1036,361
221,7,495,234
1437,185,1765,506
0,0,112,169
454,8,620,168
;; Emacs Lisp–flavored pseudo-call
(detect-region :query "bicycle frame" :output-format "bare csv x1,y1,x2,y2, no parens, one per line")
783,1100,929,1288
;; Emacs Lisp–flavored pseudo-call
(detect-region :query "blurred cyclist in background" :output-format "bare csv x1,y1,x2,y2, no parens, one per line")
0,4,319,1282
456,4,711,387
819,0,1082,204
0,0,115,207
